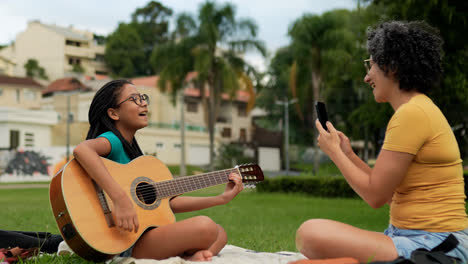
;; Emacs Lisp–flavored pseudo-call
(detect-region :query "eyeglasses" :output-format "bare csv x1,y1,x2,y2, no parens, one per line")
116,93,149,107
364,58,374,73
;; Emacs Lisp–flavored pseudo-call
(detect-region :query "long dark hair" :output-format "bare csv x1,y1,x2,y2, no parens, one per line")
86,79,144,159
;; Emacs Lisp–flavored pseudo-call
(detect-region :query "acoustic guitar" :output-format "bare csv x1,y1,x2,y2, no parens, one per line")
49,155,264,262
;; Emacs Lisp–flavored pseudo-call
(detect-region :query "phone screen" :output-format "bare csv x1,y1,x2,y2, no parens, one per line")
315,101,328,131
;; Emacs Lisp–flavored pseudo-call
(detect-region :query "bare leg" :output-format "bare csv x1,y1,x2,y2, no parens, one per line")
295,219,398,262
132,215,226,261
184,224,227,261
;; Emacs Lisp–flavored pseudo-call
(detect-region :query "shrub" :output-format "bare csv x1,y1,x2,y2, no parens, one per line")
257,176,358,198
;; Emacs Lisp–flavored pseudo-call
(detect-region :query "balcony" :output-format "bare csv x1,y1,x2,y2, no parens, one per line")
64,46,94,59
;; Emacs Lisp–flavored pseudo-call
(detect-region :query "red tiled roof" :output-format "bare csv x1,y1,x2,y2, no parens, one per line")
184,87,250,102
42,77,91,95
84,74,111,81
0,75,43,88
131,76,160,87
132,73,251,102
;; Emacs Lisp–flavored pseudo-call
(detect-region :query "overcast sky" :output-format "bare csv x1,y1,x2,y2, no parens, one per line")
0,0,357,71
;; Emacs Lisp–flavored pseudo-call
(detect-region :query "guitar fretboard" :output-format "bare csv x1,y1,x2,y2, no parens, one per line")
152,168,239,199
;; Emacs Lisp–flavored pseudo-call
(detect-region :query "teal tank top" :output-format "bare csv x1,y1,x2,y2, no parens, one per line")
97,131,131,164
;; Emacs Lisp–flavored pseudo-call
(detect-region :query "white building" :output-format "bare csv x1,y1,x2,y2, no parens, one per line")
0,20,108,81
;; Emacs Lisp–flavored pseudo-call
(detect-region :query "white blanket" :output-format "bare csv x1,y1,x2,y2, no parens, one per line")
58,241,306,264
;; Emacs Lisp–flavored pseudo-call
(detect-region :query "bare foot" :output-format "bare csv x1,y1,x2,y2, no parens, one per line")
184,250,213,262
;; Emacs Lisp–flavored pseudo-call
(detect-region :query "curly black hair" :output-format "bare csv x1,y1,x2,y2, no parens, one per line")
366,21,443,93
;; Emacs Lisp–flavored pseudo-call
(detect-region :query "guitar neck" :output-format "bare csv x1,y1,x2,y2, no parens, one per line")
153,168,239,199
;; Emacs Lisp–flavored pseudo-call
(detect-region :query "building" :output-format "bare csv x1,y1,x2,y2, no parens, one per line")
0,20,108,81
0,54,15,76
0,75,58,150
41,75,255,166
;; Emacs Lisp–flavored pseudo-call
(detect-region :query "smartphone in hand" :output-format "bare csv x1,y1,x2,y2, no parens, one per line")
315,101,329,131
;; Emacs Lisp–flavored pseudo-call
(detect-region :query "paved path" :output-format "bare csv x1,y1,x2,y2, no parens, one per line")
0,184,49,189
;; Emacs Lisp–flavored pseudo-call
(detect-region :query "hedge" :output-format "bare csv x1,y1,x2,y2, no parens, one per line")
258,172,468,199
256,176,358,198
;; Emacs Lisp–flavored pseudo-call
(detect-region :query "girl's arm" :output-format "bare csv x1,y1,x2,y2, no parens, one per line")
73,138,139,233
316,120,413,208
170,173,243,213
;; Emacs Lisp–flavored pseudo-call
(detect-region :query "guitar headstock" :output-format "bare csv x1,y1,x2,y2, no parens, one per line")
235,164,264,188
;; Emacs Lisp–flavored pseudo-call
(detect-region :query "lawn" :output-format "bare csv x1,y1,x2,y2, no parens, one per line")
0,185,390,263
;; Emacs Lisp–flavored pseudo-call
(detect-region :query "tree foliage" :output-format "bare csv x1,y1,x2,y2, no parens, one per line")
24,59,48,80
150,1,266,169
105,1,172,77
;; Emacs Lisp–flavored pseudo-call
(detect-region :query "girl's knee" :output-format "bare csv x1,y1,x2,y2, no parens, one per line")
191,216,218,241
216,224,228,245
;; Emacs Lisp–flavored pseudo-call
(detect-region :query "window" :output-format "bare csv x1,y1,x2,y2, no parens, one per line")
24,132,34,147
238,104,247,117
239,128,247,142
9,130,19,149
24,89,37,101
186,102,198,113
174,143,181,149
156,142,164,149
66,40,81,47
95,54,105,62
68,57,81,66
16,89,20,103
0,88,3,96
221,128,231,138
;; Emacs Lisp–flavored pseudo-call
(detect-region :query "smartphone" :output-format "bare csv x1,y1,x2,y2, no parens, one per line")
315,101,329,131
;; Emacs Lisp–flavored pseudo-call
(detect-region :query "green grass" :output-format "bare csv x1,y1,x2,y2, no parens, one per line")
1,185,389,263
0,181,50,185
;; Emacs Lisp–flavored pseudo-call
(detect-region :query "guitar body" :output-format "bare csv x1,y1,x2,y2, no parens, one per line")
50,156,176,262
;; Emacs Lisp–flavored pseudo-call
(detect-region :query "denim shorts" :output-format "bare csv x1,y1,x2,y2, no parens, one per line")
384,224,468,263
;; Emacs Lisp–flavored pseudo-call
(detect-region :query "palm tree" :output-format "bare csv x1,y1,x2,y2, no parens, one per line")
151,1,266,170
288,9,354,173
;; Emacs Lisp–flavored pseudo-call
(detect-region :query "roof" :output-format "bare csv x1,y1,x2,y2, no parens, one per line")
0,75,43,88
132,74,250,102
40,23,90,42
42,77,91,95
131,76,160,87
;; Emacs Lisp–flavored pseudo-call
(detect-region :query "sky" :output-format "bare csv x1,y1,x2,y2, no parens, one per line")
0,0,357,71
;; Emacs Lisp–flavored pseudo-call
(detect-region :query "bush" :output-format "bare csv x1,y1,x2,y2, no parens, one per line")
257,176,358,198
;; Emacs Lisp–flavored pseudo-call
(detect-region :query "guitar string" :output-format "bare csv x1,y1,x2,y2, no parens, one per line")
130,169,231,200
135,169,238,199
136,166,262,200
96,167,259,210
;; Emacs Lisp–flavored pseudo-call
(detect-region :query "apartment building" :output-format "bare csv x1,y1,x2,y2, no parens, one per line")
0,20,108,81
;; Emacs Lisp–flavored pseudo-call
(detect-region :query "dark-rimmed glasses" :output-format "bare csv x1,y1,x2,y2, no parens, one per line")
364,58,373,73
116,93,149,107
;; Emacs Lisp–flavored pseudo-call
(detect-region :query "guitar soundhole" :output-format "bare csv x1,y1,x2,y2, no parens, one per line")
136,182,157,205
131,177,161,210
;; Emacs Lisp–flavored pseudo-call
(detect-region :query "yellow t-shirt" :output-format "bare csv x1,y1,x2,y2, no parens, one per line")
383,94,467,232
